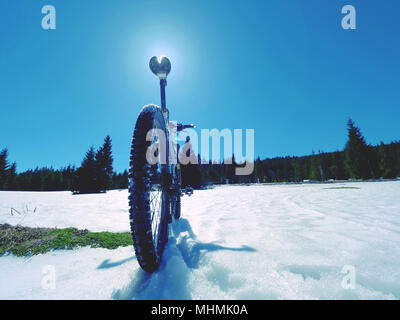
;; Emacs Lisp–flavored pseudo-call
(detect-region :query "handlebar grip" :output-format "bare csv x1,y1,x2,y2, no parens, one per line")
177,123,196,131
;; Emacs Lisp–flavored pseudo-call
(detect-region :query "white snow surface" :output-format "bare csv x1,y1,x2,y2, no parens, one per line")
1,181,400,300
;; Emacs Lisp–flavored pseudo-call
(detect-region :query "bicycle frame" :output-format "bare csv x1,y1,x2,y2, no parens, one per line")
157,77,181,221
152,56,194,217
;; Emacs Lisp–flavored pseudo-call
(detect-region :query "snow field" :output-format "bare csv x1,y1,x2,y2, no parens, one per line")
1,181,399,299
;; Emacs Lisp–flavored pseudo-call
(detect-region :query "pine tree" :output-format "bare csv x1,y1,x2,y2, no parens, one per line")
6,162,17,190
396,141,400,177
0,148,10,189
344,118,370,179
74,147,98,194
95,135,114,192
111,170,128,189
293,157,302,182
309,151,319,180
61,165,75,191
329,151,346,180
378,142,397,178
253,157,263,183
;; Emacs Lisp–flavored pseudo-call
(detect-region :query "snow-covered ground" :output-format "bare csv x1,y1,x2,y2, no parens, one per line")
1,181,400,299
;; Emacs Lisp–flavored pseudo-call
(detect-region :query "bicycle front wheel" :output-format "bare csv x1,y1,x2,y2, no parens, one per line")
128,104,169,273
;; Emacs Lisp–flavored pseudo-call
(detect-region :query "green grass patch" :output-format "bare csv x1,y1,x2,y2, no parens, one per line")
323,186,360,190
0,224,132,257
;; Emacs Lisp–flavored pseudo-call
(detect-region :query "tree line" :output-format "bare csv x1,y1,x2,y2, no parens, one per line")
1,119,399,192
0,136,128,193
181,119,400,187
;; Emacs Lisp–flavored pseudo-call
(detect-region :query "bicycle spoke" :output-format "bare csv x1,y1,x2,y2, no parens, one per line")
148,130,164,250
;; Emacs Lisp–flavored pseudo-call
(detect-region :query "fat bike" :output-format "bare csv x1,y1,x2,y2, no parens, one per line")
128,56,194,272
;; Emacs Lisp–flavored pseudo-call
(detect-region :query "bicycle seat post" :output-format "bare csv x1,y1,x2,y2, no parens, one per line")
149,56,171,112
160,78,167,111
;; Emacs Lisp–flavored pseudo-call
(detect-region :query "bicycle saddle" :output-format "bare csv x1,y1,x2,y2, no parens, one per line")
149,56,171,79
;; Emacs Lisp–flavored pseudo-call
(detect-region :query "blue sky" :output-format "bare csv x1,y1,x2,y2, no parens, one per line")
1,0,399,172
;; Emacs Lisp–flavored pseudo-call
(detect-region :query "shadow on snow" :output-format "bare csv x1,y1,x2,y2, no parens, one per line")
97,256,136,269
111,218,256,300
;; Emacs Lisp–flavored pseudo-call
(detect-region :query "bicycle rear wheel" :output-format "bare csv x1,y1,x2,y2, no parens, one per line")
128,104,169,273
